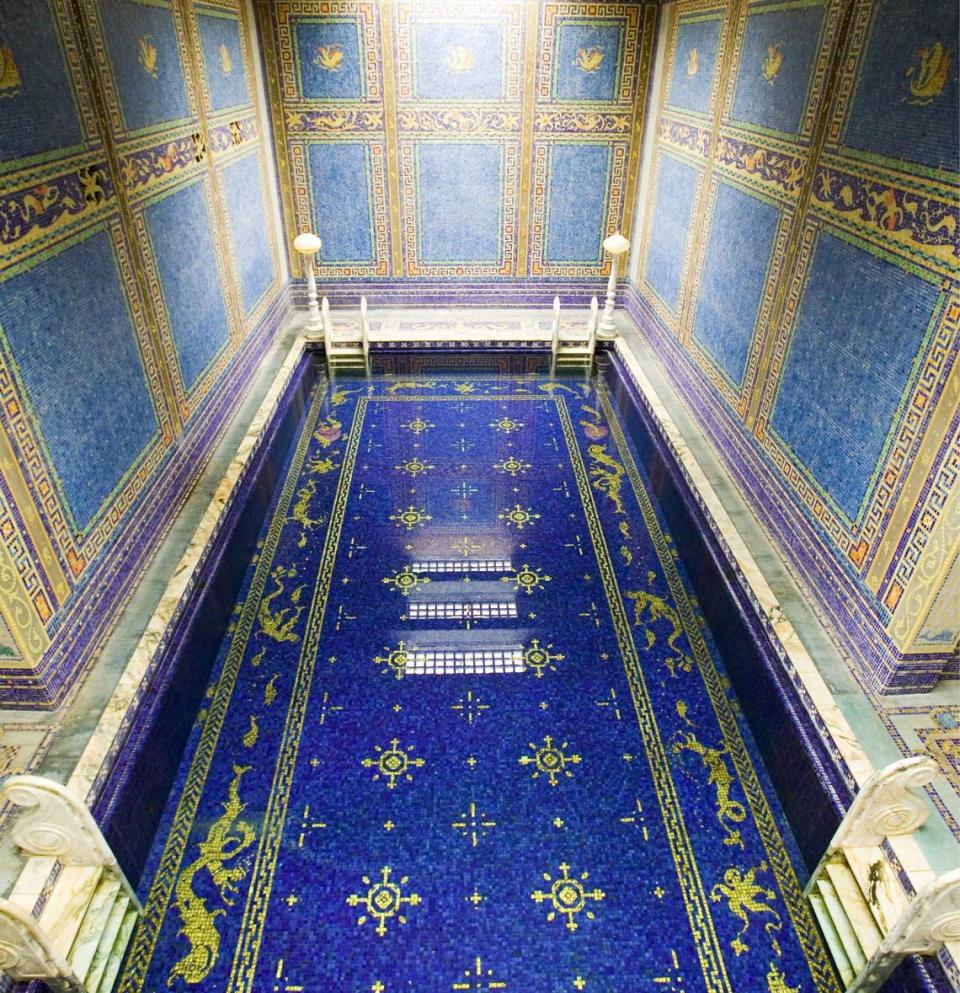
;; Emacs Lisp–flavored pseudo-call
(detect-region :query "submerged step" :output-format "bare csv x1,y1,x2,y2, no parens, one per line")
824,858,883,960
96,906,138,993
809,887,856,986
68,873,122,983
86,892,130,993
817,875,867,973
37,864,102,960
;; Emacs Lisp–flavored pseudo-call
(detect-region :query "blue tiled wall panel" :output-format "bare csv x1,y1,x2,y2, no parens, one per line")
770,231,941,522
0,0,84,162
554,20,623,101
644,153,699,312
145,180,230,393
414,21,504,100
416,142,502,264
98,0,191,133
294,18,363,100
196,9,250,113
730,1,826,136
667,16,721,115
843,0,959,173
307,142,374,264
221,152,275,315
692,183,780,389
0,229,158,532
545,144,610,264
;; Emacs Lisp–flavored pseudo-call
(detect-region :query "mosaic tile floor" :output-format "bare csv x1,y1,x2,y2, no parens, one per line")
120,369,839,993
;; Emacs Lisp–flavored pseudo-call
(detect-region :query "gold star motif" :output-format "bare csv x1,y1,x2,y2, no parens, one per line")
531,863,605,932
452,802,496,847
361,738,425,789
346,867,420,937
519,735,582,787
574,978,586,990
452,957,506,991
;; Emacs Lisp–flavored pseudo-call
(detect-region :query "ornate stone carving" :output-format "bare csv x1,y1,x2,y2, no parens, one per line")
1,775,117,868
836,756,937,849
0,899,73,986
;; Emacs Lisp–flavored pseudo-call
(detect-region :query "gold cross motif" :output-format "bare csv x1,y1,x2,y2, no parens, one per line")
452,957,506,991
451,801,496,847
297,803,327,847
451,690,490,724
531,863,605,932
346,866,420,937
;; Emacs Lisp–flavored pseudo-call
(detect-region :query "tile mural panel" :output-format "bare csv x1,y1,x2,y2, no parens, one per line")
636,0,960,692
221,150,276,315
666,13,722,116
691,180,780,390
0,0,282,705
258,1,656,281
728,0,826,137
545,144,611,264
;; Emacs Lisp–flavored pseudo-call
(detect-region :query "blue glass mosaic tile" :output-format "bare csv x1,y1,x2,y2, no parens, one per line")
221,152,274,315
414,21,505,101
667,15,721,115
645,153,700,312
295,17,364,100
545,145,610,265
120,370,839,993
196,9,250,113
554,20,624,102
308,142,375,265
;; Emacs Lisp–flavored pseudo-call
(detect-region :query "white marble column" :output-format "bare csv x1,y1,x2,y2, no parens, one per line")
293,232,323,341
597,232,630,341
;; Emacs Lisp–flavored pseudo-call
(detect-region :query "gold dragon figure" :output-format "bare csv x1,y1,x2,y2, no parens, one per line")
587,444,626,515
709,863,783,956
167,765,257,987
257,565,306,644
625,575,693,676
673,731,747,848
289,478,327,548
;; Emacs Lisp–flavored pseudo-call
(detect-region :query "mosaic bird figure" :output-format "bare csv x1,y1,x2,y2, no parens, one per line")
0,44,21,97
907,42,951,104
314,44,343,72
138,34,158,78
444,46,476,73
574,46,604,73
762,44,784,84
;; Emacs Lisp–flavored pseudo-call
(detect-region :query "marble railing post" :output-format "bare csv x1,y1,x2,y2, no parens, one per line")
293,232,323,341
597,232,630,341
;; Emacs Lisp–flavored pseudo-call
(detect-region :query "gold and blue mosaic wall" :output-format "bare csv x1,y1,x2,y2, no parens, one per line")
0,0,284,706
257,0,657,285
634,0,960,692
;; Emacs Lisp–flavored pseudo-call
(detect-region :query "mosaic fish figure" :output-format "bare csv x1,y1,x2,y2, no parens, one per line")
313,44,343,72
138,34,158,78
574,46,604,73
0,45,21,97
907,42,951,104
167,765,256,987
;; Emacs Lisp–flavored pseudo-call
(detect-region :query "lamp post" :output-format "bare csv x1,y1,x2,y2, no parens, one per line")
597,232,630,340
293,232,323,340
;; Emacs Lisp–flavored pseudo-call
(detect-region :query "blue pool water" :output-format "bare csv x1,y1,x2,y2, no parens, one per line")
116,360,839,993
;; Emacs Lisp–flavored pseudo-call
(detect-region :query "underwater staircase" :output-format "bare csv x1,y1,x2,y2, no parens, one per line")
0,776,141,992
804,756,960,992
551,295,598,372
322,294,370,372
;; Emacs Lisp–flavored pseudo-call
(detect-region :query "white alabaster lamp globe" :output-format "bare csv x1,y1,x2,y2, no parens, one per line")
602,232,630,256
294,232,322,256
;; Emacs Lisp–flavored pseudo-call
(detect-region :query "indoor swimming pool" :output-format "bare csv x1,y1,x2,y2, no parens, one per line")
110,353,841,993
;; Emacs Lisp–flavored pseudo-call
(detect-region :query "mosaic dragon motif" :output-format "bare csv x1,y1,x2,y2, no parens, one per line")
167,765,256,987
673,730,747,848
626,577,693,677
586,444,626,515
257,565,306,643
289,478,328,547
710,863,783,956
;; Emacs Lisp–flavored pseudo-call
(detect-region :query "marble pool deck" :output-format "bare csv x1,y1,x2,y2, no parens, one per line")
0,306,955,980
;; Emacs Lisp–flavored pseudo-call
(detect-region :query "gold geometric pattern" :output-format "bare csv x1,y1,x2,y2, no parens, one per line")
382,565,431,596
518,735,581,787
362,738,425,789
522,638,564,678
497,503,540,529
401,416,435,435
451,801,497,847
501,563,551,595
394,456,435,476
373,640,410,679
346,866,421,937
492,455,531,476
389,505,432,530
530,862,605,932
489,416,524,434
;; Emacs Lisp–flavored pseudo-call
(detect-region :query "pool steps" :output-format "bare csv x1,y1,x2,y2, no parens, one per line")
550,294,598,371
0,775,141,991
321,294,370,371
803,755,960,991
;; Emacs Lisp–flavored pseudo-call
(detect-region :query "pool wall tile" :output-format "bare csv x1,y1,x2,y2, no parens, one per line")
0,0,286,706
632,0,960,695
